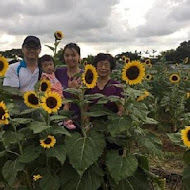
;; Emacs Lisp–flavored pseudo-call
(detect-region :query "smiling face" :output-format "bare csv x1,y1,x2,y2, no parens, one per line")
63,48,80,68
96,60,111,78
22,45,41,61
41,61,54,74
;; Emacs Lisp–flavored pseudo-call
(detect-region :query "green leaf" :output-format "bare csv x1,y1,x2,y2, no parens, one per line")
0,150,6,158
2,131,24,147
183,150,190,164
29,121,51,133
19,145,42,163
115,168,151,190
60,163,103,190
39,173,60,190
50,126,71,136
183,165,190,190
50,115,67,121
85,110,111,117
2,160,24,186
65,132,105,175
106,151,138,183
167,133,185,147
46,145,66,165
107,116,132,136
20,108,37,115
11,118,32,125
45,45,55,51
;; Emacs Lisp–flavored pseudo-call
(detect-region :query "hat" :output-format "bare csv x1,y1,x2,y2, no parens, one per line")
22,36,41,47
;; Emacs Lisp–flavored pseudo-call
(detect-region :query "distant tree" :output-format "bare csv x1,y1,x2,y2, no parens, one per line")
0,49,23,59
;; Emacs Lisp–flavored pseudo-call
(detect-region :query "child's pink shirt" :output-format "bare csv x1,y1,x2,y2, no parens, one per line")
41,73,63,98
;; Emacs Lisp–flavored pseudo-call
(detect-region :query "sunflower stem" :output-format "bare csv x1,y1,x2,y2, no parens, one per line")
24,169,33,190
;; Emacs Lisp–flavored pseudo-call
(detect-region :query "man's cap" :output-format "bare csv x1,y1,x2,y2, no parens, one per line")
22,36,41,47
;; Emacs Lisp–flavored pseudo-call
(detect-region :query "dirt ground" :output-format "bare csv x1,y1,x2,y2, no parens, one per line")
149,131,184,190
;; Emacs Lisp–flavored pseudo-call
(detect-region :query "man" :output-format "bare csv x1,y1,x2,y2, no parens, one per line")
3,36,41,92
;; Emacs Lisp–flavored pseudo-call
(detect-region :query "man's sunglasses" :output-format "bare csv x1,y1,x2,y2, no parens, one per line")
24,45,41,50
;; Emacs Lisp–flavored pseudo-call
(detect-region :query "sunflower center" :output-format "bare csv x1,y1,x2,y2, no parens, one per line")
41,82,48,91
57,33,61,38
28,94,39,105
0,61,4,71
172,76,178,81
44,138,51,145
187,131,190,141
0,107,5,119
146,75,150,79
85,70,93,84
126,66,140,80
46,97,57,108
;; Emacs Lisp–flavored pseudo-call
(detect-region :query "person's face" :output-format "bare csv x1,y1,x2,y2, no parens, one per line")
96,60,111,78
63,48,80,68
41,61,54,74
22,44,41,61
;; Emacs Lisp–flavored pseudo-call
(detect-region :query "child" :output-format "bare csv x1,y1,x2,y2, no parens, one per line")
39,54,76,130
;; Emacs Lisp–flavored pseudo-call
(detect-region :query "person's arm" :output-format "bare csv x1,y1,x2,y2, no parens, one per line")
117,104,124,116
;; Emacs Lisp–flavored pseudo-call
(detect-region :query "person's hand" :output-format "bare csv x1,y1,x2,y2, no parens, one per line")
68,77,81,88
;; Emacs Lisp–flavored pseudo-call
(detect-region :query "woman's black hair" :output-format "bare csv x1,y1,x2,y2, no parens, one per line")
60,43,80,63
93,53,116,71
38,54,54,68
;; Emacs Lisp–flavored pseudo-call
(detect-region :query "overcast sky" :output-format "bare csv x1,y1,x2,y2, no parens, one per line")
0,0,190,58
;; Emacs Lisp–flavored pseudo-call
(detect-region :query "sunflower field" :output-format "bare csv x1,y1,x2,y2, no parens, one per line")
0,36,190,189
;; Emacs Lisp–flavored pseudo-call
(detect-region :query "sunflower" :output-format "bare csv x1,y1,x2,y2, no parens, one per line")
122,60,145,85
184,57,189,64
122,55,126,62
82,64,98,88
0,101,10,125
145,59,151,65
33,174,42,181
183,76,188,81
125,57,130,64
169,74,180,83
137,91,150,102
41,91,62,113
181,126,190,148
145,74,152,81
186,92,190,99
24,91,40,108
40,79,51,92
0,55,9,77
148,63,152,69
54,31,64,40
40,135,56,148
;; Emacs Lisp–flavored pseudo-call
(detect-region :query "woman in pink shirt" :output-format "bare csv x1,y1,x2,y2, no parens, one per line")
39,54,76,129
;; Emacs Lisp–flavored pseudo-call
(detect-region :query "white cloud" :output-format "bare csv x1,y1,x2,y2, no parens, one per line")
0,0,190,57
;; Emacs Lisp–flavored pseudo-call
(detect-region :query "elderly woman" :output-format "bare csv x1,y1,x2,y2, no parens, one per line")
86,53,124,116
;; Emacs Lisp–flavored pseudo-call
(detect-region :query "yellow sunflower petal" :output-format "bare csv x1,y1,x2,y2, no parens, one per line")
40,135,56,148
24,91,40,108
41,91,62,113
122,60,145,85
0,101,9,125
0,56,9,77
181,126,190,148
137,90,150,102
82,64,98,88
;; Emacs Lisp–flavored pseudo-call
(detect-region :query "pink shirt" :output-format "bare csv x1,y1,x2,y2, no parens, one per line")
41,73,63,98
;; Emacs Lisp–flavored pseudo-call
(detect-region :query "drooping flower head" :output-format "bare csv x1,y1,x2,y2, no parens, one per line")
40,79,51,92
181,126,190,148
82,64,98,88
145,59,151,65
184,57,189,64
169,73,180,84
145,74,152,81
122,60,145,85
0,101,10,125
41,91,62,113
183,76,188,81
137,91,150,102
0,55,9,77
24,91,40,108
54,31,64,40
40,135,56,148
